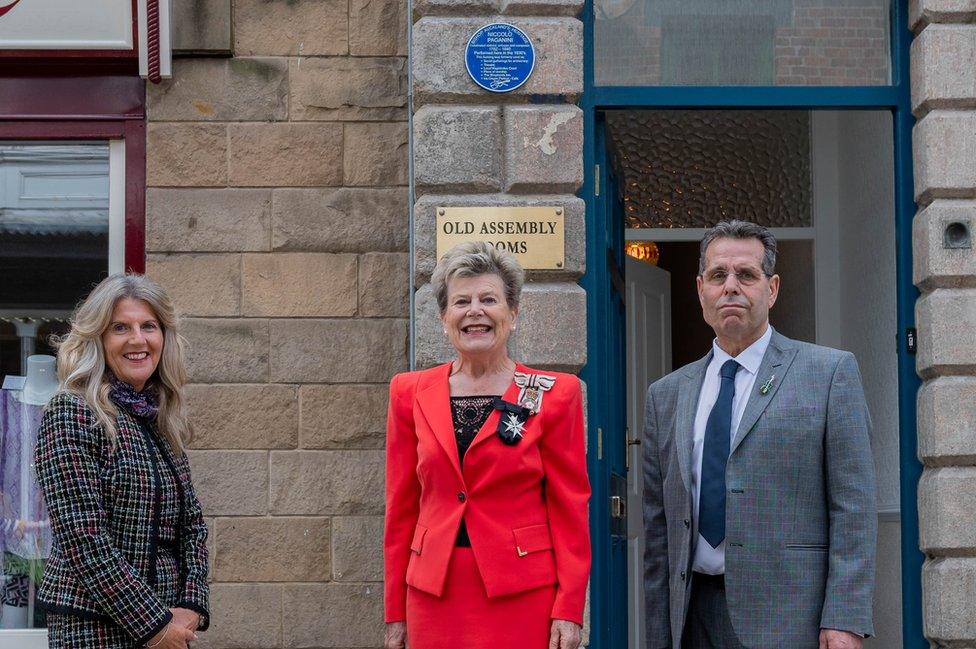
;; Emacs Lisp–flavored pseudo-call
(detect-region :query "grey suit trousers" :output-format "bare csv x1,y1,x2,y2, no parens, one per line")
682,574,746,649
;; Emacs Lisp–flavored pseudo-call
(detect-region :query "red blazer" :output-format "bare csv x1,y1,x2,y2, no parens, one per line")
384,362,591,625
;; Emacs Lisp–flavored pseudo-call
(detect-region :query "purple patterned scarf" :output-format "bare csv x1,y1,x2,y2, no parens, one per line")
107,374,159,420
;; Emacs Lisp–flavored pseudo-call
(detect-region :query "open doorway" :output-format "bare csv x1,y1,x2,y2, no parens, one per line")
615,110,903,649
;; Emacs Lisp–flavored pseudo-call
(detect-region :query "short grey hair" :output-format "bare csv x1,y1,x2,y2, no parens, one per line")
431,241,525,314
698,219,778,277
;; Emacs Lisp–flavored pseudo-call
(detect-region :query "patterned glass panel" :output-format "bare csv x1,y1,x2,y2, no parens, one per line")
607,110,811,228
594,0,890,86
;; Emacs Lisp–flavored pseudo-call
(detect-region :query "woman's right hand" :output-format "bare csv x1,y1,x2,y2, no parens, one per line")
384,621,407,649
146,623,196,648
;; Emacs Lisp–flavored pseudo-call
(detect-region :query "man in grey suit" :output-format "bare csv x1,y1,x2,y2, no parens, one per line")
642,220,876,649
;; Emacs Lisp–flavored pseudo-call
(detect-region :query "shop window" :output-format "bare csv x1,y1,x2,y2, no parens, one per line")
0,140,125,643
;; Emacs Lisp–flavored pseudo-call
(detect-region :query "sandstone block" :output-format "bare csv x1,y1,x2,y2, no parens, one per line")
412,194,586,283
350,0,407,55
289,57,406,121
188,450,268,516
146,188,271,252
270,319,407,383
149,58,287,122
500,0,585,15
511,282,587,371
913,111,976,204
332,516,384,582
270,450,385,515
228,123,343,187
915,289,976,378
910,0,976,30
171,0,232,54
234,0,347,56
193,583,281,649
412,18,582,105
182,318,269,383
146,253,240,316
299,384,388,449
282,583,383,648
359,252,410,317
186,384,298,449
918,376,976,464
911,26,976,117
413,283,455,369
414,106,502,192
919,467,976,553
413,0,494,17
344,122,409,186
923,557,976,643
242,253,358,317
504,105,583,193
214,517,330,582
147,123,226,187
913,200,976,290
272,188,409,252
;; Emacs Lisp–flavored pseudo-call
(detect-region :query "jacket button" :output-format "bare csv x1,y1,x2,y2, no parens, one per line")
680,570,686,581
457,492,466,502
683,519,690,528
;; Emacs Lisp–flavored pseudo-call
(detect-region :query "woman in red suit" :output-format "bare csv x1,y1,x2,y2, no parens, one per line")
384,241,591,649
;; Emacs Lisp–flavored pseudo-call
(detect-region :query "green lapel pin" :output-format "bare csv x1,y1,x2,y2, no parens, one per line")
759,374,776,395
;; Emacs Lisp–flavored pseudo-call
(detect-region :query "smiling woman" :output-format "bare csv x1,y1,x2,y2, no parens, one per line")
32,274,209,649
384,242,591,649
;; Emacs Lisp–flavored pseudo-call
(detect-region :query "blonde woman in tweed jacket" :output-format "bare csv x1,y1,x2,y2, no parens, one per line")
34,274,209,649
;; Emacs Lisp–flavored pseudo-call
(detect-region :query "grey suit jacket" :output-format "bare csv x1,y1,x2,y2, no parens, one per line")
642,329,877,649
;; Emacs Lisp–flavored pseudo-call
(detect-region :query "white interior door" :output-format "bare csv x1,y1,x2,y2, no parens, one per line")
625,257,672,649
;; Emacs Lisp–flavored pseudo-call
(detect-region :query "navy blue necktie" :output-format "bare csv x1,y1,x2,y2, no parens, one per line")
699,359,740,548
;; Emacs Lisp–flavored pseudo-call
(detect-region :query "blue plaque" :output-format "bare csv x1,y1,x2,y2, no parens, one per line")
465,23,536,93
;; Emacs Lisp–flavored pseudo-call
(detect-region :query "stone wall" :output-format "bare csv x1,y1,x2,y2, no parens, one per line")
411,11,587,373
145,1,409,646
909,0,976,645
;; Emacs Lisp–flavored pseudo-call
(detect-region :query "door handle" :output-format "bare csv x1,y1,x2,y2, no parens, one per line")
610,495,626,519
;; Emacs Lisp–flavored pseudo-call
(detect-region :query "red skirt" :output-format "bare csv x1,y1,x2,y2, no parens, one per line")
406,547,557,649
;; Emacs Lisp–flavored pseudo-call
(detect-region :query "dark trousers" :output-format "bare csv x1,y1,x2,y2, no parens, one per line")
681,573,747,649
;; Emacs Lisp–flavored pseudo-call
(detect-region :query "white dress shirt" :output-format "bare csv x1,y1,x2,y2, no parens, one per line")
691,325,772,575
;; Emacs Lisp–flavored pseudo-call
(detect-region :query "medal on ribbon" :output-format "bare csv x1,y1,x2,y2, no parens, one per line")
514,372,556,414
492,398,531,445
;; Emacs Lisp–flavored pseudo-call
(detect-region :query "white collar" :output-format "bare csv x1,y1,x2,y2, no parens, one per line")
711,325,773,376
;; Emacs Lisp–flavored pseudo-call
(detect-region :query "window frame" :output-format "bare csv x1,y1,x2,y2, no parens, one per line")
0,120,146,274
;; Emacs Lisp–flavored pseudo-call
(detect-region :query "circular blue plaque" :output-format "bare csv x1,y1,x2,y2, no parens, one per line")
465,23,536,93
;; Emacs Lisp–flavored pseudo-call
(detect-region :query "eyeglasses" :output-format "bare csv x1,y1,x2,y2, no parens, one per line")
701,268,770,286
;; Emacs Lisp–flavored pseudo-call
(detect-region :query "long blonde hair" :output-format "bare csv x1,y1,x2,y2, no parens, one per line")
54,274,190,452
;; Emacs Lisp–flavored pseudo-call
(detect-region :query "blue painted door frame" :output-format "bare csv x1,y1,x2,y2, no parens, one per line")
578,2,925,648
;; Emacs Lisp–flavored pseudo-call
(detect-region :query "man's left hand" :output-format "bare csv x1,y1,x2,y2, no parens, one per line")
819,629,863,649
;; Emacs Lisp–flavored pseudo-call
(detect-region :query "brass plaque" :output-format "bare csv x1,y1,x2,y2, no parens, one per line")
436,206,565,270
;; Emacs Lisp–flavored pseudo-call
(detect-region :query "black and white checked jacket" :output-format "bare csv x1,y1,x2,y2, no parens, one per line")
34,391,210,646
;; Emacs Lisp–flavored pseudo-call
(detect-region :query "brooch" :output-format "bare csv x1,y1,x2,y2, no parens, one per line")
759,374,776,395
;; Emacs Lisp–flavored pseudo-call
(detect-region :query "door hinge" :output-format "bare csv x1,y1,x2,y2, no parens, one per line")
597,427,603,460
594,164,600,196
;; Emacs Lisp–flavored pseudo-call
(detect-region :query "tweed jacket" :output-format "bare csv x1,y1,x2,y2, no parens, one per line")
642,329,877,649
34,391,210,646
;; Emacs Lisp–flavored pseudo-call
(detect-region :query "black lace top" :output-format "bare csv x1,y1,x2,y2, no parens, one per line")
450,395,499,547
